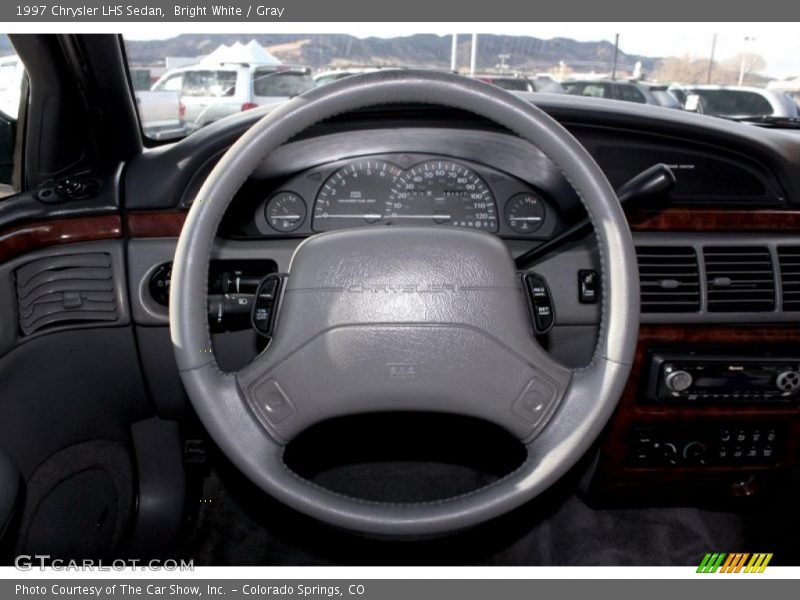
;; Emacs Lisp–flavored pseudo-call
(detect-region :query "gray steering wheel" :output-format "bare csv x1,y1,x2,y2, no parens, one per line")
170,70,639,536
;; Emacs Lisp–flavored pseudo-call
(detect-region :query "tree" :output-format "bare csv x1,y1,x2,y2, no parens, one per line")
652,52,768,85
652,55,712,84
722,53,767,85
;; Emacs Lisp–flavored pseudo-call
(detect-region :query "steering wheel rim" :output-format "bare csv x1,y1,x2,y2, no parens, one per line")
170,70,639,536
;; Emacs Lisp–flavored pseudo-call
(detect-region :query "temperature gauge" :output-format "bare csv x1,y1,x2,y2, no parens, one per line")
265,191,306,232
505,192,546,234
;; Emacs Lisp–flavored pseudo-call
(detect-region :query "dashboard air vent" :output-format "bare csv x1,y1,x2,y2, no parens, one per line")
636,246,700,313
15,253,118,335
704,246,775,312
778,246,800,311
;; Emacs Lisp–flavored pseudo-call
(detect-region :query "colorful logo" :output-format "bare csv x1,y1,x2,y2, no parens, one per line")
697,553,773,573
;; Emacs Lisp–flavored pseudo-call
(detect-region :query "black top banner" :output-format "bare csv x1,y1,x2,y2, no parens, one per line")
3,0,800,22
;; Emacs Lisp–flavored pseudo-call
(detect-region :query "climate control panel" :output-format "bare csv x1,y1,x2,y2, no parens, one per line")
629,424,783,468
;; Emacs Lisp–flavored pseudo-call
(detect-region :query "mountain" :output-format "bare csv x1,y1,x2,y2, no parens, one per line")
124,33,659,74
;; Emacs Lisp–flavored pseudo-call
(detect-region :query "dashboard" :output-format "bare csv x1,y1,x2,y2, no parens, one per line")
7,91,800,510
140,101,800,248
232,152,561,239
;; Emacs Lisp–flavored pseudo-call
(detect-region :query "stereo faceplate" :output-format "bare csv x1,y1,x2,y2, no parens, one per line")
646,352,800,404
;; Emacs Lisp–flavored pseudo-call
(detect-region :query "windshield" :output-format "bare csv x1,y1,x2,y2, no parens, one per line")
121,29,800,141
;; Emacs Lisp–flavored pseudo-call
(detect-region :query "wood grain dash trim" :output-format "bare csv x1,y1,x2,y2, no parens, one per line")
127,211,187,238
627,208,800,232
0,215,122,262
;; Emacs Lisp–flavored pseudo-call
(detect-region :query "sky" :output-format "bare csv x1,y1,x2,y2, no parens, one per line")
124,23,800,79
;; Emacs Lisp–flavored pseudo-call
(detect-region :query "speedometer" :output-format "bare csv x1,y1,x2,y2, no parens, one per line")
313,160,403,231
389,161,497,231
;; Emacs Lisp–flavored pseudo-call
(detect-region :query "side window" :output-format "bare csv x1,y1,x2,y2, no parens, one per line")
580,84,607,98
696,90,773,116
0,40,23,198
182,70,237,98
616,84,646,103
0,63,18,95
253,71,315,97
731,92,773,116
154,73,183,93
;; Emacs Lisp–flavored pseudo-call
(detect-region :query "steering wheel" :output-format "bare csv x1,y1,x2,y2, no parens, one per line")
170,70,639,536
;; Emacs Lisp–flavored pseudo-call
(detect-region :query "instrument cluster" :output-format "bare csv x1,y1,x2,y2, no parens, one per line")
249,153,561,239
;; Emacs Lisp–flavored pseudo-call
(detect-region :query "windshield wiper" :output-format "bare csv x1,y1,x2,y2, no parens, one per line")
722,115,800,129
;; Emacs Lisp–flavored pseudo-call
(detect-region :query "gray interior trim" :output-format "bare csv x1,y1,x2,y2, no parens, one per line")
0,448,19,540
127,418,186,556
0,240,129,358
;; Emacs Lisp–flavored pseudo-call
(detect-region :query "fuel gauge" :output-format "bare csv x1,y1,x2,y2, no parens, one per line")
265,191,306,232
505,192,546,234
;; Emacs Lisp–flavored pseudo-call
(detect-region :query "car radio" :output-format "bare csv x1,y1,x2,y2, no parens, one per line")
646,352,800,404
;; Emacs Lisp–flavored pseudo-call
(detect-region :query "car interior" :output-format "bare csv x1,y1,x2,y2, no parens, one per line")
1,33,799,566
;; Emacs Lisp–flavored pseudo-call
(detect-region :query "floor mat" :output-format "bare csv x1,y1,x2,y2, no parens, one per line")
176,460,799,566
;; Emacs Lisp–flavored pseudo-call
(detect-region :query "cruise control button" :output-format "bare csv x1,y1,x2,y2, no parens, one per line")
251,274,284,336
253,305,272,328
534,304,553,330
522,273,555,334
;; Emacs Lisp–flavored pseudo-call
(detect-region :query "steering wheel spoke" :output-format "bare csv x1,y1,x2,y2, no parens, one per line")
237,318,573,444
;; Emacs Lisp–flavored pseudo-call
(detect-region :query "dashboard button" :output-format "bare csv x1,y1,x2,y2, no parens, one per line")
523,274,555,334
578,270,599,304
252,274,285,337
251,378,296,425
148,263,172,306
512,376,557,428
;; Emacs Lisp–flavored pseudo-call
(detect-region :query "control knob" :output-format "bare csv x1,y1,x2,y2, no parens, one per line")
665,369,693,392
682,441,707,465
775,370,800,393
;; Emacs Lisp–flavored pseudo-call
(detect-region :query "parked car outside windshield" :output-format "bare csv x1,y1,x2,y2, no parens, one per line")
563,79,661,105
121,32,800,140
684,86,799,118
151,64,315,131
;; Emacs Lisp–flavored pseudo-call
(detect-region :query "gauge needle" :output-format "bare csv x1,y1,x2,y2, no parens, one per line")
317,214,384,220
389,215,452,220
508,217,543,221
271,215,301,220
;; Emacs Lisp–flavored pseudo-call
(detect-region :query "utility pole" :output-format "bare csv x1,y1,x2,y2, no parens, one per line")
450,34,458,72
470,33,478,76
706,33,717,84
611,33,620,80
738,36,755,85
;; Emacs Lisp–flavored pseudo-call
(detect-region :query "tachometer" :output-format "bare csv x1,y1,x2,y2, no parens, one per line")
313,160,403,231
389,160,497,231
